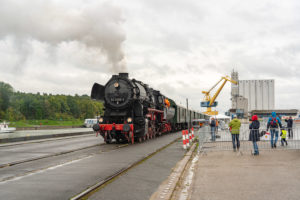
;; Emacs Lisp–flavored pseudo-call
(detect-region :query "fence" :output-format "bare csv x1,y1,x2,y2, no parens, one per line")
196,125,300,152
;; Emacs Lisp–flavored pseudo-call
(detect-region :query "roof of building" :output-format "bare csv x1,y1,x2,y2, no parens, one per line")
251,109,298,115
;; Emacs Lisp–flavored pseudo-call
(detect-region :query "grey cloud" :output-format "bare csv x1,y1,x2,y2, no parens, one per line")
1,0,300,112
0,0,126,73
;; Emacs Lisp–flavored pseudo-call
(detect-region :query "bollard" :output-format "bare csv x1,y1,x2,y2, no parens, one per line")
191,127,194,141
186,130,190,147
189,130,192,144
182,130,187,150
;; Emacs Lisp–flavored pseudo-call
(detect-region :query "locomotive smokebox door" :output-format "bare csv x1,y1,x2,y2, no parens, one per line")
91,83,105,101
123,124,131,132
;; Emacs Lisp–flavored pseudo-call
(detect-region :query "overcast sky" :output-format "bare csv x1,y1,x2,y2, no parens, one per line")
0,0,300,113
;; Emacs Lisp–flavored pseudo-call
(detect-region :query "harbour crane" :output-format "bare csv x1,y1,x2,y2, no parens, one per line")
201,76,237,115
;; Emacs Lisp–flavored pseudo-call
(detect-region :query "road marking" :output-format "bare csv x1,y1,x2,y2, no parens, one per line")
0,155,93,184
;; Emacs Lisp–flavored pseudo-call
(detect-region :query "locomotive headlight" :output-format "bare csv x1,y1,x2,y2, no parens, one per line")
127,117,132,123
114,82,119,88
99,118,103,123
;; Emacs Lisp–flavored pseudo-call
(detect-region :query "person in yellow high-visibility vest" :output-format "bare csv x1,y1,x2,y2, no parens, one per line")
229,115,241,151
281,127,288,146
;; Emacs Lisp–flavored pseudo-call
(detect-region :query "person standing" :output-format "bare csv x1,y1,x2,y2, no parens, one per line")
249,115,260,155
267,112,282,148
285,116,293,139
229,115,241,151
215,119,219,134
210,118,216,141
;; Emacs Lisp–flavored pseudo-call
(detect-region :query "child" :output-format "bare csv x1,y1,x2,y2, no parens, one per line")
281,127,288,146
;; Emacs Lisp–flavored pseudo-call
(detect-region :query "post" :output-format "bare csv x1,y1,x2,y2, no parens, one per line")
186,98,189,132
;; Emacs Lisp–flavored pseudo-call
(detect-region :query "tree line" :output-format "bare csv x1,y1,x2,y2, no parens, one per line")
0,81,103,121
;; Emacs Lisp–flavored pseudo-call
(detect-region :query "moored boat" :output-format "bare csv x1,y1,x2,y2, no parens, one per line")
0,122,16,133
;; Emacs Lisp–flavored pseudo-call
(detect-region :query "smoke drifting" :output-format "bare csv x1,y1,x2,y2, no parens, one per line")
0,0,126,73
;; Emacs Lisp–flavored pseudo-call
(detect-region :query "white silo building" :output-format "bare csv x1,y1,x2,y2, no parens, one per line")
230,70,275,117
238,79,275,111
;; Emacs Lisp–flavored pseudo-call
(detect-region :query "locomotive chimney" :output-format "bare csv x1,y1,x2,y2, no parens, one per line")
119,73,129,78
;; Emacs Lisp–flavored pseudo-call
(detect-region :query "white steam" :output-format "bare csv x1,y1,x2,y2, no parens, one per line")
0,0,126,73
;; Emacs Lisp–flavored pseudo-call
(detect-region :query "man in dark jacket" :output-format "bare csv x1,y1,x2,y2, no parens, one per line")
210,118,216,141
285,116,293,138
249,115,260,155
267,112,282,148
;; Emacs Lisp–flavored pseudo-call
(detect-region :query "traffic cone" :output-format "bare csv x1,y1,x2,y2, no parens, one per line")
182,130,187,150
186,130,190,147
191,127,194,141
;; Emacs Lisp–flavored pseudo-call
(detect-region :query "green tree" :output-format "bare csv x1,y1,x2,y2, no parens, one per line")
0,82,13,112
0,81,104,121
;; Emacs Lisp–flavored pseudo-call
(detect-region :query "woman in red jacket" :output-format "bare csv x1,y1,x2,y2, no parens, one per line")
249,115,260,155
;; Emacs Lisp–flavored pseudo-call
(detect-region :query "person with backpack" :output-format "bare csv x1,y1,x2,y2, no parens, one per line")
249,115,260,155
210,118,216,141
267,112,282,148
229,115,241,151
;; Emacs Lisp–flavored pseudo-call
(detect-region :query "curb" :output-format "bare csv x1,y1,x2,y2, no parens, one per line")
150,143,197,200
0,131,94,144
16,125,83,131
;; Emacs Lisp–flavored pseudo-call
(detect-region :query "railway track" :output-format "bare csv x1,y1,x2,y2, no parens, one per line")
0,143,102,169
0,142,129,183
0,134,106,169
70,138,179,200
0,131,182,200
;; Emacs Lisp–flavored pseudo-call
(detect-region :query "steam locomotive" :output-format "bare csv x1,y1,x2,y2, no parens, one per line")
91,73,203,144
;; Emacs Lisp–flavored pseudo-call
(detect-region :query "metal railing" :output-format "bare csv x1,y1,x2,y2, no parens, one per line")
196,125,300,152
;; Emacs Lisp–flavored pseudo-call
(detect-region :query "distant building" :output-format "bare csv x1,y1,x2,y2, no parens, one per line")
251,109,298,118
239,79,275,111
230,71,248,118
230,70,275,118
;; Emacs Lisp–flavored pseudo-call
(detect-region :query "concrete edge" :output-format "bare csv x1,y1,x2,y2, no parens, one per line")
0,131,94,144
149,142,197,200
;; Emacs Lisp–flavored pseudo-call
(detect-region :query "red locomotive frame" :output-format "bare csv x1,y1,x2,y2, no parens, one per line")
96,108,172,144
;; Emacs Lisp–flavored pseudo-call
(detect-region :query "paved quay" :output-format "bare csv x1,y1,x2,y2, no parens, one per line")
188,150,300,200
